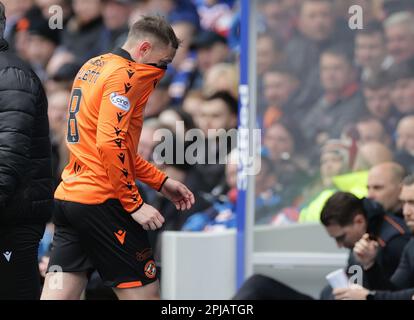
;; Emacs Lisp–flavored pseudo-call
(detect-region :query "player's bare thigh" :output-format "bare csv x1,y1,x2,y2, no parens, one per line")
113,280,160,300
41,271,88,300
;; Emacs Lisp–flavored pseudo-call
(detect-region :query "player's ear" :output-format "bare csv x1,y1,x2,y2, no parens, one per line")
138,41,152,58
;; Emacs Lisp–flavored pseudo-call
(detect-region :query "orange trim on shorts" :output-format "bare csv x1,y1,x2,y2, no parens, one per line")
116,281,143,289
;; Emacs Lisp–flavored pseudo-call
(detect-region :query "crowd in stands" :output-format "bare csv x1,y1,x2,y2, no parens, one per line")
181,0,414,232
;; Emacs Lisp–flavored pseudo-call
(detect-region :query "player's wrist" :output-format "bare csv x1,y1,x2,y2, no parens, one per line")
158,176,169,192
130,200,144,214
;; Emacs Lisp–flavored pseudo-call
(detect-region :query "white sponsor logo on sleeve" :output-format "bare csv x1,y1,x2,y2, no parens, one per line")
110,93,131,112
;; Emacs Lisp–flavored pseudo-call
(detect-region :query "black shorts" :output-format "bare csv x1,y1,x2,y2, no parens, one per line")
48,199,157,288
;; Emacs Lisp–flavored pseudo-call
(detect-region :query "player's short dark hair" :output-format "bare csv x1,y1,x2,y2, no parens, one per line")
0,1,5,39
320,192,365,227
205,91,238,116
128,15,180,49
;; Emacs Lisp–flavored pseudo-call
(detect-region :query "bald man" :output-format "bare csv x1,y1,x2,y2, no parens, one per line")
353,142,394,171
367,162,405,217
395,115,414,174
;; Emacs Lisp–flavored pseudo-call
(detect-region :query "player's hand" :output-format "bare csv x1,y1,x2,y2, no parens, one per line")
353,233,379,270
160,178,195,211
131,203,165,230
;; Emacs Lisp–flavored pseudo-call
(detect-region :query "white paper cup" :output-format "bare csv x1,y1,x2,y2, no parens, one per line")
326,268,349,289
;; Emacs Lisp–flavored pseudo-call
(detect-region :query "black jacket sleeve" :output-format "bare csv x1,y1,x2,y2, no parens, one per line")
389,239,414,289
365,239,414,290
365,262,397,291
380,234,410,279
374,288,414,300
0,67,37,210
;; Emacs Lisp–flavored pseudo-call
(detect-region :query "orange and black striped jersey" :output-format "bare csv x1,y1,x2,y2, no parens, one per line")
55,48,168,213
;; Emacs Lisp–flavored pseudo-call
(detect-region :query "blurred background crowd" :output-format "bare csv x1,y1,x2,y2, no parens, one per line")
3,0,414,298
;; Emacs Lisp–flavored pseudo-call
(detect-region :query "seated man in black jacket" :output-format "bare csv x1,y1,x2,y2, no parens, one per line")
334,175,414,300
233,192,410,300
321,192,410,285
318,192,410,299
0,2,54,300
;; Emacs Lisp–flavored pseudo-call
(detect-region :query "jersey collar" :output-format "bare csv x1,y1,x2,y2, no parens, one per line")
112,47,168,70
112,47,134,62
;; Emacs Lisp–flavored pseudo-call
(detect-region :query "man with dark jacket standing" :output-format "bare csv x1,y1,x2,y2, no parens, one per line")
0,2,54,300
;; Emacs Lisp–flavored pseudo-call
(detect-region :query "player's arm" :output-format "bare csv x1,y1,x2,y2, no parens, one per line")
135,155,168,191
135,156,195,210
96,68,143,213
